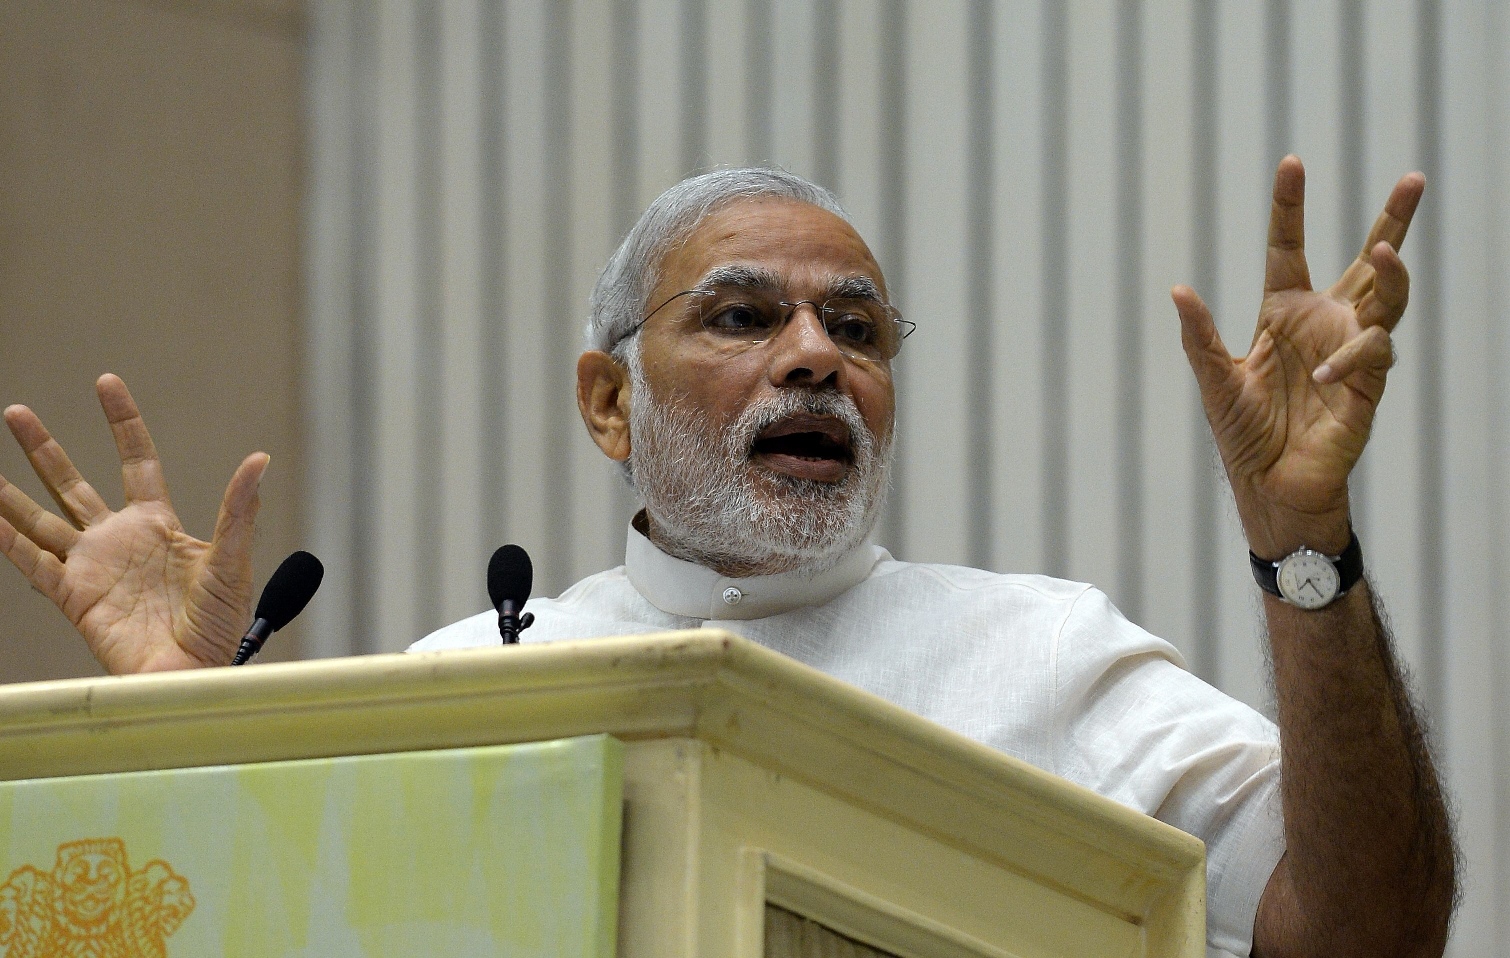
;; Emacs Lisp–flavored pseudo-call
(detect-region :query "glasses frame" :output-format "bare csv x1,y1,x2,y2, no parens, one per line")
619,286,916,362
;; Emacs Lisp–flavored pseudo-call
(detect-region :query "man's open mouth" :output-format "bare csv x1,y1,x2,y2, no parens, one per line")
750,414,853,481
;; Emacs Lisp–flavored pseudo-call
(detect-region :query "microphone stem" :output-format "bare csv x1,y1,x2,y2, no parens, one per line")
231,618,274,666
497,602,534,645
498,600,521,645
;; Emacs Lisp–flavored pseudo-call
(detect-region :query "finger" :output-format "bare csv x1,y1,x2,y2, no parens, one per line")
0,473,81,556
1313,326,1394,384
205,452,268,587
1172,285,1239,407
1265,155,1314,293
4,404,112,527
0,514,66,599
1332,172,1426,302
96,374,171,505
1355,242,1410,332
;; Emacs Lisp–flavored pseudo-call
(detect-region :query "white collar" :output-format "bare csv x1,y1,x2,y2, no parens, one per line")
624,518,886,620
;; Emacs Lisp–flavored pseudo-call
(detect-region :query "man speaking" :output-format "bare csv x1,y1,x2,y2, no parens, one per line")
0,158,1456,957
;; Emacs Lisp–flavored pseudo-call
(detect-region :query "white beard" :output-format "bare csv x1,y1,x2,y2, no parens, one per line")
624,356,892,577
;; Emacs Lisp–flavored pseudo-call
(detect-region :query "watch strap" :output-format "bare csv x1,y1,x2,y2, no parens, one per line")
1249,531,1364,601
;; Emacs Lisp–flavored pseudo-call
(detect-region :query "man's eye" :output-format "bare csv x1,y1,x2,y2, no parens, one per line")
704,303,774,331
825,313,878,346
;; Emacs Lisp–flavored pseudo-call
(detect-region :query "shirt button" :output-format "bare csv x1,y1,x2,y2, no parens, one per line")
722,587,743,606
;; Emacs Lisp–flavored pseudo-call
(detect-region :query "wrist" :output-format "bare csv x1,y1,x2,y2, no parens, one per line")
1235,497,1352,560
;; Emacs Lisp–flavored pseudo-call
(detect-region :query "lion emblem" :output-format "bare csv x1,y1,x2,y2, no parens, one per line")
0,838,194,957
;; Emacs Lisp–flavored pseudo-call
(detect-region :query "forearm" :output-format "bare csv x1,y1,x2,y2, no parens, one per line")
1257,580,1456,958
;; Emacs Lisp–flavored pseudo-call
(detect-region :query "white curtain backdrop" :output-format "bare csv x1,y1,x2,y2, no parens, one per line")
304,1,1509,951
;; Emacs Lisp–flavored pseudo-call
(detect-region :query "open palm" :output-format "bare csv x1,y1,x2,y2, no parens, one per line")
1175,156,1424,557
0,375,266,673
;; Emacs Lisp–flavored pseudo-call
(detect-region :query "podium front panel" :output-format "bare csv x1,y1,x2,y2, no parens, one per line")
0,735,622,958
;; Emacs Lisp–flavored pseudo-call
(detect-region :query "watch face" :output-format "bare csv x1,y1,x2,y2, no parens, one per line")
1276,551,1341,609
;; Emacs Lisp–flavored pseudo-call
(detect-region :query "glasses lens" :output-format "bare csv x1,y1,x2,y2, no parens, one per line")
696,291,784,341
690,288,908,361
819,299,903,361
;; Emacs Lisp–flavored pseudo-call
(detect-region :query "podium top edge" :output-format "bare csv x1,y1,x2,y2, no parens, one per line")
0,630,1203,878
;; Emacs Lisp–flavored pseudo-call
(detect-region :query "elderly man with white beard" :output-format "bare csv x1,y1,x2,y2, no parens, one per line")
0,161,1457,958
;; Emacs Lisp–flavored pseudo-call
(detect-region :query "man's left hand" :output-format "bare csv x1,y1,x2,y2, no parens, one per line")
1173,155,1425,559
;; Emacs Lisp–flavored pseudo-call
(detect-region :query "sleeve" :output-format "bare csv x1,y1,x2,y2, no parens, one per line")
1050,587,1285,958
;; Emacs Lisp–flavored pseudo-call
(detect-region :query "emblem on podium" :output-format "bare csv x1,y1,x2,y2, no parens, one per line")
0,838,194,958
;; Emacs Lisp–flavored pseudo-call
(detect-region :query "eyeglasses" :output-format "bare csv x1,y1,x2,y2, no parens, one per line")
626,285,916,363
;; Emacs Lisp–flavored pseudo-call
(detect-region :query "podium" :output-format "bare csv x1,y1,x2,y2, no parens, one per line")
0,631,1205,957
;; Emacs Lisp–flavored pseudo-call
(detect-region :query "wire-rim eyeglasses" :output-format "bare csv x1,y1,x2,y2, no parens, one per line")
618,285,916,363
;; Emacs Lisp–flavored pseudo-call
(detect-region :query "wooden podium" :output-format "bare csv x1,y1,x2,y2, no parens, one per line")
0,631,1205,957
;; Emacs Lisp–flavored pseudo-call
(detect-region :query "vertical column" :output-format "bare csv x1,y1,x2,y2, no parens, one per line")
1039,0,1069,579
964,0,996,573
1137,0,1201,668
369,0,425,650
638,0,686,201
875,0,908,555
1358,0,1425,681
1113,0,1145,619
435,0,489,626
1441,1,1501,951
480,0,512,559
899,0,970,564
1063,0,1120,597
1184,0,1220,682
498,0,556,591
1213,0,1271,712
569,0,633,582
770,0,819,180
706,0,750,165
1489,7,1510,948
306,0,362,657
987,0,1046,578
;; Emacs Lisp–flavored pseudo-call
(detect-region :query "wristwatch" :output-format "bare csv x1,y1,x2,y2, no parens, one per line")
1249,532,1363,610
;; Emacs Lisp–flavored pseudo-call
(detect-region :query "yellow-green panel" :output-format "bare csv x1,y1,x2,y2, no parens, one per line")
0,734,622,958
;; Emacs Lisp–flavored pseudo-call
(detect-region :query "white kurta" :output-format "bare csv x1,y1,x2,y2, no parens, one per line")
413,525,1285,958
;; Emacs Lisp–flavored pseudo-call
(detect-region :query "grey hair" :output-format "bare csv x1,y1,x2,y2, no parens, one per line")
586,168,851,355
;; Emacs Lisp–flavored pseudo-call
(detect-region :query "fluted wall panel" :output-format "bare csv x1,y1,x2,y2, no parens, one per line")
305,2,1509,950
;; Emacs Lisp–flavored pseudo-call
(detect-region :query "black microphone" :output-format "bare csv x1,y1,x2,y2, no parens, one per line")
231,551,325,666
487,544,535,645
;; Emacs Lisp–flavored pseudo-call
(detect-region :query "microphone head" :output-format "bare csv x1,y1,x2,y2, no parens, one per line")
254,550,325,632
487,544,533,610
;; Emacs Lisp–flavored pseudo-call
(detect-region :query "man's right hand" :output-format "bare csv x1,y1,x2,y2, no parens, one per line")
0,374,265,674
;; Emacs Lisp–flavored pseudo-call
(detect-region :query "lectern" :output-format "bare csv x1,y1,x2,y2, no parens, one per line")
0,631,1205,957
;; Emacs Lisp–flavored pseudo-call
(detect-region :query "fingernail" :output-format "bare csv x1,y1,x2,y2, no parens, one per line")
1313,363,1335,384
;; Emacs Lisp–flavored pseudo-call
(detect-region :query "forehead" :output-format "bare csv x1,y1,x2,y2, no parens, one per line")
656,198,887,299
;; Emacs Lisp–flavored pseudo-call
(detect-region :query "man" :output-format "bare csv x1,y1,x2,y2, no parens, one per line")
0,159,1456,957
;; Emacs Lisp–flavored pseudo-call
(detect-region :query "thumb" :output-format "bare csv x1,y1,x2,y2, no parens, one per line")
205,452,268,591
1172,285,1238,412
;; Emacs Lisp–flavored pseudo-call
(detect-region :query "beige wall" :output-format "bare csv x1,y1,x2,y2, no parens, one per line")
0,0,305,680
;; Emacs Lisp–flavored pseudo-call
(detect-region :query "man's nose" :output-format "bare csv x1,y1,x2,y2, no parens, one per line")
767,304,844,388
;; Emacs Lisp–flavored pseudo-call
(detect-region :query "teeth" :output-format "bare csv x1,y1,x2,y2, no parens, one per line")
754,432,848,461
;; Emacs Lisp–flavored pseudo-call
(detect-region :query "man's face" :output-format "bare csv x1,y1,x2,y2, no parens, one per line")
636,197,896,449
626,197,897,574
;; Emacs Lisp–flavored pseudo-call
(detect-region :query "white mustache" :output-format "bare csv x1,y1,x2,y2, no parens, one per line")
731,389,875,464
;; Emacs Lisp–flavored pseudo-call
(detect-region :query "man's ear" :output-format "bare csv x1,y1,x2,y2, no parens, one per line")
577,350,633,462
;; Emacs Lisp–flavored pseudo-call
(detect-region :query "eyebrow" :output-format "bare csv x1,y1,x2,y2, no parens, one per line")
694,265,885,303
695,264,784,292
824,275,884,302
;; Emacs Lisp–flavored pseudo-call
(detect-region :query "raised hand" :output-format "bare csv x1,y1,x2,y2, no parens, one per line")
0,375,267,673
1173,155,1425,558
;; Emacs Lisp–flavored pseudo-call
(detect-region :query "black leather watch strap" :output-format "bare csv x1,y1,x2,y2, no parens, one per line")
1249,531,1364,599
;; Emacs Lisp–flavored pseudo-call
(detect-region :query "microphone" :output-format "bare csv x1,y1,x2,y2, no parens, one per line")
487,544,535,645
231,551,325,666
